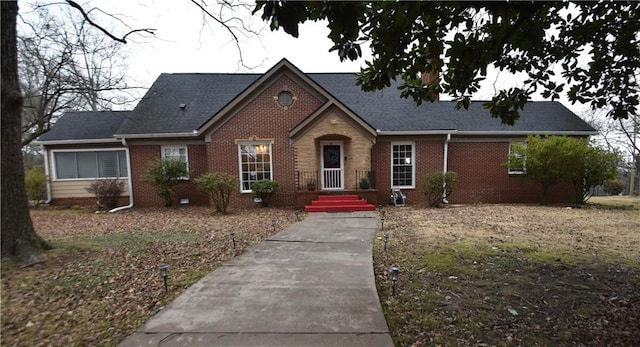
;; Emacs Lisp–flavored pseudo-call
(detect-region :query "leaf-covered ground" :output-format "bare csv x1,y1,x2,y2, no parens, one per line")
374,204,640,346
1,206,301,347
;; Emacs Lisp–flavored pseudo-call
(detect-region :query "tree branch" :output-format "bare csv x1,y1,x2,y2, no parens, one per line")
64,0,155,43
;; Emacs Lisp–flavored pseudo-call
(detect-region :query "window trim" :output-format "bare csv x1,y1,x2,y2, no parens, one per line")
51,148,128,181
391,141,416,189
508,142,527,175
161,145,189,179
237,141,273,193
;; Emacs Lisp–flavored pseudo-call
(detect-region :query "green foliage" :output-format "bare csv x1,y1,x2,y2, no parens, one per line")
251,179,280,207
255,1,640,124
195,172,238,214
509,136,587,204
143,158,188,207
508,136,618,204
24,166,48,208
421,171,458,207
85,179,125,210
580,147,619,203
603,179,625,196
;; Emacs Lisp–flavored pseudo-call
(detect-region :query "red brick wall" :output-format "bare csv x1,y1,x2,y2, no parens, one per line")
372,139,577,206
447,141,576,204
207,74,324,208
130,144,210,207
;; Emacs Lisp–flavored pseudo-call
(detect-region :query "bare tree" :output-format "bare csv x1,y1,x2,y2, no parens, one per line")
19,5,139,146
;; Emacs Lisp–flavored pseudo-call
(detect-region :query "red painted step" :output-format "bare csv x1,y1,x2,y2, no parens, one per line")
305,194,376,212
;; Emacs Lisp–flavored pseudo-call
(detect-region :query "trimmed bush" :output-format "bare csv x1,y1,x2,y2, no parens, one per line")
25,166,48,208
195,172,237,213
143,158,188,207
603,179,625,196
421,171,458,207
252,180,280,207
86,179,125,210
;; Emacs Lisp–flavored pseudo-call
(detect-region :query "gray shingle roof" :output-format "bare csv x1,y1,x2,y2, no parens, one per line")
43,67,596,141
36,111,130,142
117,73,260,135
308,73,596,133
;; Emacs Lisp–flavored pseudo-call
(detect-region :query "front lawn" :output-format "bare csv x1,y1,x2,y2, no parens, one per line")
374,204,640,346
1,207,299,347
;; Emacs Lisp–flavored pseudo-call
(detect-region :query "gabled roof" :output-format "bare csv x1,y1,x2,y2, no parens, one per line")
42,59,597,142
116,74,260,137
36,111,130,144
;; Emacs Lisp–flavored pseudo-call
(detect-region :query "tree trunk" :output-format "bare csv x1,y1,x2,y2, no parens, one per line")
1,1,51,263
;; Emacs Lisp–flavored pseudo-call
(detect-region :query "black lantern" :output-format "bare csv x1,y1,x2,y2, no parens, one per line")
389,266,399,296
230,229,236,250
383,233,389,252
158,264,169,293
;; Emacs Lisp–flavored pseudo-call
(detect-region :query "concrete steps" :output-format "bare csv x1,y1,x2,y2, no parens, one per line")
305,195,376,213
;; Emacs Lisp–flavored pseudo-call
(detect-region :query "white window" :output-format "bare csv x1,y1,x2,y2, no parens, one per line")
238,142,272,192
508,142,526,174
161,146,189,178
53,150,127,180
391,142,415,188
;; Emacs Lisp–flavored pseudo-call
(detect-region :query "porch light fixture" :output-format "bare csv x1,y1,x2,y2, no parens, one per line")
389,265,400,296
383,232,389,252
230,229,236,250
158,264,169,293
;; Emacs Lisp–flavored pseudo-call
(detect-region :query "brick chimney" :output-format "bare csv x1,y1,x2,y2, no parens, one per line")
420,70,440,101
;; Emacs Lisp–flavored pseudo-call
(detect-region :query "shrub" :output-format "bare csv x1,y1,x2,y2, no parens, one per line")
421,171,458,207
25,166,48,208
252,180,280,207
143,158,188,207
603,179,625,196
86,179,125,210
195,172,238,213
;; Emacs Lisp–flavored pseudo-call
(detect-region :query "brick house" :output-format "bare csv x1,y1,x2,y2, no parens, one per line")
37,59,597,210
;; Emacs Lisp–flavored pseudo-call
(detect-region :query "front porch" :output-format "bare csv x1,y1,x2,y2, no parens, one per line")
295,170,379,209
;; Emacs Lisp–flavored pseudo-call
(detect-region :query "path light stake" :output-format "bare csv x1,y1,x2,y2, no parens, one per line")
230,229,236,250
389,266,399,296
383,233,389,252
271,217,277,233
295,210,302,221
158,264,169,293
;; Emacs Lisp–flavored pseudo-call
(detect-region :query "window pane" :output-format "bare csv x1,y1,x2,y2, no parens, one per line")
392,144,413,187
98,151,118,177
239,143,272,191
77,152,97,178
118,151,128,177
55,152,77,179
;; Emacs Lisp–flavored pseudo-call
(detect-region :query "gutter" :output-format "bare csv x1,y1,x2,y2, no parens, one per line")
114,131,198,139
442,133,451,203
109,138,134,213
34,138,121,146
42,144,52,204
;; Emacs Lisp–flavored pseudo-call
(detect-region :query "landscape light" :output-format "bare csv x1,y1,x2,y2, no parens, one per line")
158,264,169,293
383,233,389,252
380,214,385,230
271,217,277,233
389,266,400,296
230,229,236,250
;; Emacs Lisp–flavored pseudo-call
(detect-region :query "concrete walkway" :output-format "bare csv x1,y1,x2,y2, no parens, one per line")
119,211,393,347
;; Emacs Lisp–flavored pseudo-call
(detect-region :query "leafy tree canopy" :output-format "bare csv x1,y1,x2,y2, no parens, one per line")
255,1,640,125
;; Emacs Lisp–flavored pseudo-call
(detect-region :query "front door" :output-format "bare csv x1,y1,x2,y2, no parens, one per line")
321,142,343,190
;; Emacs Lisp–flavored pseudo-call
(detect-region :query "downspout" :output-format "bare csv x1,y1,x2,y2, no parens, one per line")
442,133,451,203
109,138,134,212
42,144,52,204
